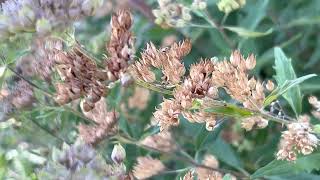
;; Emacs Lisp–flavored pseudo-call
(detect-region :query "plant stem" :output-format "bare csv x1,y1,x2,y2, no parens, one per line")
202,9,235,49
114,134,247,178
21,116,70,145
135,80,173,96
156,168,190,176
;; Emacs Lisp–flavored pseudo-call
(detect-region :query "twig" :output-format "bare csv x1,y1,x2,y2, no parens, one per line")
114,134,247,178
203,9,235,49
21,116,70,145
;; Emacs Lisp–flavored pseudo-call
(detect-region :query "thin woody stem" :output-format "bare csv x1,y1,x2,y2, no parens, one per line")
114,134,247,178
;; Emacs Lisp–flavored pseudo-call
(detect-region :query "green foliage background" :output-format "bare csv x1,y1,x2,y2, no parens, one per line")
1,0,320,179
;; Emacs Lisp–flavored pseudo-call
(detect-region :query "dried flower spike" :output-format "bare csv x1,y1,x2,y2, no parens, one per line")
106,9,135,82
54,44,108,111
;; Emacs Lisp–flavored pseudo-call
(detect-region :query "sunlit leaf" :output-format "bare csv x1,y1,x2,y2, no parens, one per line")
251,152,320,179
263,74,317,108
272,47,316,115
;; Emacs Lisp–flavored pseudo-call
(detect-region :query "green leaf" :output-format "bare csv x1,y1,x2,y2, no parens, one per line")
272,47,316,116
222,174,233,180
208,137,243,170
195,121,225,150
263,74,317,107
203,101,253,118
251,152,320,179
224,26,273,38
139,126,160,140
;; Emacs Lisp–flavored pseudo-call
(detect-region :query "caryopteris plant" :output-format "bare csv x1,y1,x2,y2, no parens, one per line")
0,0,320,179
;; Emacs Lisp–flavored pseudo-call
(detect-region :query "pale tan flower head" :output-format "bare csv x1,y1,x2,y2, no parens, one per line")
128,87,150,110
133,157,165,179
196,154,223,180
154,99,181,131
130,39,191,85
78,98,118,145
241,116,268,131
181,171,195,180
211,50,267,130
266,80,275,91
276,115,319,161
140,131,177,152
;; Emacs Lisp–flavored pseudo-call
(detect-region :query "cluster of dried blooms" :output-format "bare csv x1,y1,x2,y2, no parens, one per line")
130,39,191,84
78,98,118,145
0,0,103,38
50,10,134,110
152,0,192,28
217,0,246,14
0,78,34,121
0,38,65,122
54,45,109,111
131,40,271,132
38,143,130,179
128,86,150,110
194,154,237,180
211,51,270,131
133,156,165,179
140,131,177,152
105,9,135,84
276,115,318,161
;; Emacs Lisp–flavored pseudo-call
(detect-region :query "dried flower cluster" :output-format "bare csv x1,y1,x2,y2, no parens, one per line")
106,9,135,84
133,156,165,179
191,0,207,10
196,154,223,180
78,98,118,145
0,0,103,37
132,40,269,132
140,131,176,152
152,0,192,28
54,45,109,111
211,51,268,131
38,143,129,179
128,86,150,110
0,78,34,121
181,154,236,180
131,39,191,85
308,96,320,119
277,116,319,161
32,38,64,81
217,0,246,14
